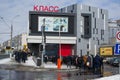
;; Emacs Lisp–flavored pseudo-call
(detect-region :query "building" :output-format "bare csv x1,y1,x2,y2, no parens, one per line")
108,19,120,45
117,19,120,26
1,33,27,51
1,40,11,49
12,33,27,50
27,3,108,57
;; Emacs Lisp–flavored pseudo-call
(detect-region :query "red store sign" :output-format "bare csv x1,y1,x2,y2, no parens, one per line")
33,5,59,12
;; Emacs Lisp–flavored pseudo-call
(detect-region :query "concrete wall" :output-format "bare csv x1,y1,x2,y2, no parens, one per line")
60,3,108,56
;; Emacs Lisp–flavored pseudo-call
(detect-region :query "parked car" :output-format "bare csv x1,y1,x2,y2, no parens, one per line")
111,58,120,67
106,57,115,64
106,57,120,67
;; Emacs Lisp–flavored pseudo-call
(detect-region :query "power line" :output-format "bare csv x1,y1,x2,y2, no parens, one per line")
0,32,10,34
0,16,10,28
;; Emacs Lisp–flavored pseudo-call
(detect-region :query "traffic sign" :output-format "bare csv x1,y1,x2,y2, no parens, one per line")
116,31,120,41
115,44,120,55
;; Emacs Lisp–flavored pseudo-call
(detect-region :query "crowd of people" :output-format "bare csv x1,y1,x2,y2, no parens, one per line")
44,53,103,74
12,50,103,74
12,50,28,63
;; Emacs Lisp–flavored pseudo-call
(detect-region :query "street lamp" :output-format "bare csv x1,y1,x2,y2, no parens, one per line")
57,25,62,69
59,26,61,60
40,18,46,67
10,15,19,48
0,15,19,51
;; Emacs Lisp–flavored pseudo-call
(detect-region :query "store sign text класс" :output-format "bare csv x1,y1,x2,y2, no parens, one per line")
33,5,59,12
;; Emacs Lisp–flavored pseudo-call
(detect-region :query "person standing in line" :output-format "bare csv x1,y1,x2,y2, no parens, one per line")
66,56,72,69
93,54,101,74
21,50,27,63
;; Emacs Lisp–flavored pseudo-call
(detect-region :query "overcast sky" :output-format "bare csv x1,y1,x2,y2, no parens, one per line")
0,0,120,43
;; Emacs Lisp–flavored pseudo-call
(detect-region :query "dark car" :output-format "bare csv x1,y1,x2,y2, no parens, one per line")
111,58,120,67
106,57,116,64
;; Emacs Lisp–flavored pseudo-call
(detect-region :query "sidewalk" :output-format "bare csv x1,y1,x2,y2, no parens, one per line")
0,56,76,70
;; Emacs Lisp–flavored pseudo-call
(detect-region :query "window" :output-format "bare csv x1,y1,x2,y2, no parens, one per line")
101,9,102,14
81,13,91,39
101,29,104,35
80,50,82,55
87,44,89,49
93,28,95,34
89,6,91,11
84,16,90,34
102,14,104,19
97,39,99,45
72,5,74,10
86,28,89,34
101,29,104,40
102,38,104,41
96,28,98,34
78,38,81,42
93,12,95,17
71,5,74,13
95,18,96,28
87,51,89,55
112,29,114,37
61,9,63,12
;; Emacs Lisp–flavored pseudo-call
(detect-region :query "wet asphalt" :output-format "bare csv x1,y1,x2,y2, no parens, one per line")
0,63,119,80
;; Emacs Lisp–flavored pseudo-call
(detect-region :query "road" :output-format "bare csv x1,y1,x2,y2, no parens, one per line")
0,64,119,80
0,69,100,80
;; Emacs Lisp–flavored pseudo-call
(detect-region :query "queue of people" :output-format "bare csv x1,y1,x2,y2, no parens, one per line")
43,53,103,74
13,50,28,63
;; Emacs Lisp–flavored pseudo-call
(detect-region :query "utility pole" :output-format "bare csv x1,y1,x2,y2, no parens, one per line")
0,15,19,56
10,15,19,49
41,18,46,67
0,16,12,47
11,24,13,48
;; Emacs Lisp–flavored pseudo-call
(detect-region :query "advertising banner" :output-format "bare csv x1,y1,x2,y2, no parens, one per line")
38,16,68,32
100,47,113,56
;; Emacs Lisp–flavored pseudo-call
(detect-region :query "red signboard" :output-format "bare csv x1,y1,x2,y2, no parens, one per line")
33,5,59,12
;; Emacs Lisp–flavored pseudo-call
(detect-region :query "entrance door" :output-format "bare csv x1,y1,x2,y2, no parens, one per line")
59,44,72,57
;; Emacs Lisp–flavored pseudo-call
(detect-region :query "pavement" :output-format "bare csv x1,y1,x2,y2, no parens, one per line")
0,56,77,71
0,56,120,80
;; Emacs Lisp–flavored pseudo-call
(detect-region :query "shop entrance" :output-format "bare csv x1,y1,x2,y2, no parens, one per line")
59,44,72,57
45,44,72,57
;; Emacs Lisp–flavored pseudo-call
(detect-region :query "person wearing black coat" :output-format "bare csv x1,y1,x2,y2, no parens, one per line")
21,51,27,63
93,54,102,74
66,56,72,68
14,51,21,63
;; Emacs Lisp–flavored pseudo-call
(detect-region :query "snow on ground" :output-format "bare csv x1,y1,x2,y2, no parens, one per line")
22,56,36,67
0,58,11,64
94,74,120,80
0,56,36,67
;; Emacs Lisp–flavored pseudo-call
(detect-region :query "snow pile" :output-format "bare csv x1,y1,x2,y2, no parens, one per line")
94,74,120,80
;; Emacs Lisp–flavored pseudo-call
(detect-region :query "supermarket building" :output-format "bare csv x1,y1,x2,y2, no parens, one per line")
27,3,108,57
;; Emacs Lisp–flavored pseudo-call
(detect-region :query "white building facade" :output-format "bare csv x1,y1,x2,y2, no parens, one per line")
1,33,27,50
